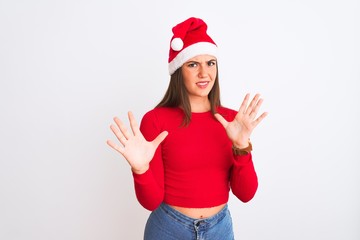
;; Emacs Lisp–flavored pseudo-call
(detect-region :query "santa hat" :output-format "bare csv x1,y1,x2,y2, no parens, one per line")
168,17,218,75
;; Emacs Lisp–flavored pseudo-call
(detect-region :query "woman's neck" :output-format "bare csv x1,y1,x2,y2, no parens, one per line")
189,97,211,113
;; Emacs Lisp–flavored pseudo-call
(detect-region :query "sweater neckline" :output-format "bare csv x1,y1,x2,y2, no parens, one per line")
173,107,213,114
190,111,213,120
191,110,212,115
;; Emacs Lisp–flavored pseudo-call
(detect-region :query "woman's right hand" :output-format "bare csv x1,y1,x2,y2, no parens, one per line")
107,111,168,174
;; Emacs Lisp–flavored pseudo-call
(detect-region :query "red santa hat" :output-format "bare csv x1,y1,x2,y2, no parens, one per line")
168,17,218,75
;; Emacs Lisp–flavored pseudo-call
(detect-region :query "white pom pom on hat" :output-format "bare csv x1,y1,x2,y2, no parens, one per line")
168,17,218,75
170,38,184,51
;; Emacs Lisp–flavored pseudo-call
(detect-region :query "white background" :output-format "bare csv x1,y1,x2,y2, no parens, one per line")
1,0,359,239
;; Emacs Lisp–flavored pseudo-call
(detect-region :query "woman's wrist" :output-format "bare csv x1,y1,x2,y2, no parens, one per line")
232,140,252,156
233,138,250,149
131,164,150,175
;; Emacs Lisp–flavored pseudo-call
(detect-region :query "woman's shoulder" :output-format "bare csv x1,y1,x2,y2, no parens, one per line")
144,106,182,117
142,107,183,123
216,106,237,121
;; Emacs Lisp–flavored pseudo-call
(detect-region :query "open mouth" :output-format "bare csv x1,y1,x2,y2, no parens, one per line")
196,81,210,88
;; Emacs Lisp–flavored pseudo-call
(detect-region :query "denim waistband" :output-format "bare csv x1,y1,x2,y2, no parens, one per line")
159,202,229,230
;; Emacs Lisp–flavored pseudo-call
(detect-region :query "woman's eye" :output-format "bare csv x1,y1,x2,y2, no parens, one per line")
188,62,197,67
208,61,216,66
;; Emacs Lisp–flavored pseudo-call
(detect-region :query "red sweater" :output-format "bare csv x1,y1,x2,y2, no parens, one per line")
132,106,258,211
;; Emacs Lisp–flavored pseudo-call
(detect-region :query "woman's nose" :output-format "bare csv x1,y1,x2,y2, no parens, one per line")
198,65,207,78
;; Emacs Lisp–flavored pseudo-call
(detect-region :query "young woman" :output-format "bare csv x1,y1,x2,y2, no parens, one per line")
107,17,267,240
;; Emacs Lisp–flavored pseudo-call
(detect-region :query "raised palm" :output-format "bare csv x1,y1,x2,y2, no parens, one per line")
107,111,168,174
215,94,267,148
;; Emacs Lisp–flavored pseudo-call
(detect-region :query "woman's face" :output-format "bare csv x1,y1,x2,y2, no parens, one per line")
181,54,217,102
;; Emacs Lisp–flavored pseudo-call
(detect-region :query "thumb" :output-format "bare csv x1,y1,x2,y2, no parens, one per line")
152,131,168,148
214,113,228,128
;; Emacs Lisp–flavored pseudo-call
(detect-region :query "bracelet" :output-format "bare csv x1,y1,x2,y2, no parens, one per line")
232,141,252,156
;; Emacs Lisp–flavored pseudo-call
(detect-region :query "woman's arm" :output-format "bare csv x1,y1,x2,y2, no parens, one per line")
215,94,267,202
107,111,167,210
230,154,258,202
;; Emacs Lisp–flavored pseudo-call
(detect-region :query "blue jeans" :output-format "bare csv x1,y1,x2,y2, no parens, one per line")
144,203,234,240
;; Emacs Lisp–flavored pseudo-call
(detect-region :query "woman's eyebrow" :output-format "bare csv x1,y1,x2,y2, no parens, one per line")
184,60,199,64
185,59,217,64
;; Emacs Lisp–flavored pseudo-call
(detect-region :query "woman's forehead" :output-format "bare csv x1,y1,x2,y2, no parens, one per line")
186,54,217,62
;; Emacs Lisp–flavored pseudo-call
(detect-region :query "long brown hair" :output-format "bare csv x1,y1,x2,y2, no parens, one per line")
156,65,221,126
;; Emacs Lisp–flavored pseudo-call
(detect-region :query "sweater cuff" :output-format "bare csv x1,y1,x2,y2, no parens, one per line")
132,169,154,185
233,152,252,166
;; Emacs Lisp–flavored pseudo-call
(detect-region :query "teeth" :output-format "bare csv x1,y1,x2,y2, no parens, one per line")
197,82,208,86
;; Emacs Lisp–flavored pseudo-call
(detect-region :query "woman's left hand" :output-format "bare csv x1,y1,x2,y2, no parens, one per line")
215,93,268,148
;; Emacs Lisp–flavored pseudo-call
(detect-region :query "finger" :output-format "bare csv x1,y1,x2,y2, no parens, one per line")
238,93,250,114
152,131,168,148
249,98,264,119
110,124,127,146
114,116,131,139
253,112,268,128
128,111,141,136
214,113,229,128
106,139,125,155
245,93,260,115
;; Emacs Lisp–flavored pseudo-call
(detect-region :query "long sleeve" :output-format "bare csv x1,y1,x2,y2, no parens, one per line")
132,111,165,211
230,153,258,202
